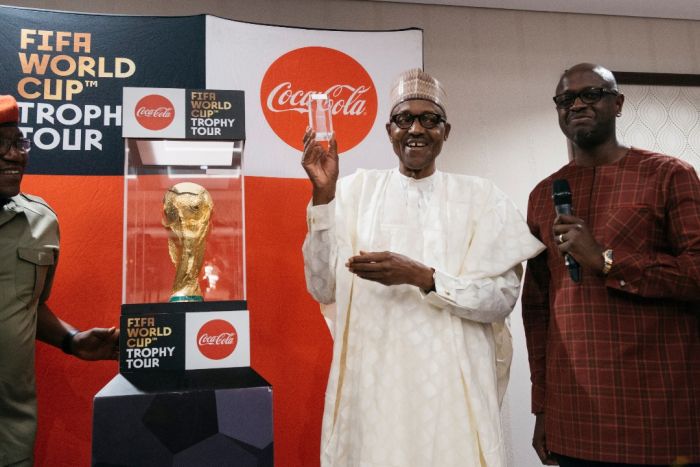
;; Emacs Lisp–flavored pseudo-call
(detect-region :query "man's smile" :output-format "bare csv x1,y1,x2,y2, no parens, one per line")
0,168,22,175
567,113,593,123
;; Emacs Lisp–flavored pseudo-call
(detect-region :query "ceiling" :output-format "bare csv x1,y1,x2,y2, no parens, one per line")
367,0,700,21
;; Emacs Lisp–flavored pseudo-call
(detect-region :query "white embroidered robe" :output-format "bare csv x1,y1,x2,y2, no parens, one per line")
302,169,544,467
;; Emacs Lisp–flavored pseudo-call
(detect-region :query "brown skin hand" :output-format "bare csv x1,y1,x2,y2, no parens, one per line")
552,214,606,274
346,251,434,291
71,327,120,361
532,413,559,465
37,304,119,360
301,127,339,206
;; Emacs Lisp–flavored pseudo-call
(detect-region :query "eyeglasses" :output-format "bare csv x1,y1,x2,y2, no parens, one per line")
0,138,31,156
390,112,446,130
553,87,619,109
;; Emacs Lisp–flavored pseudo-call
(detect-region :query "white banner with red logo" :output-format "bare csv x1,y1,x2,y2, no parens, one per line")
205,18,423,178
186,310,250,370
123,87,184,138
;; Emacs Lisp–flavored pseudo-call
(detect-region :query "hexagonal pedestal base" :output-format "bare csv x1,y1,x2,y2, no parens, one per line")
92,368,272,466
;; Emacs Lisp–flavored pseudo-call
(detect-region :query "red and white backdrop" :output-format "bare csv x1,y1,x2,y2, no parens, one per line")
0,5,421,466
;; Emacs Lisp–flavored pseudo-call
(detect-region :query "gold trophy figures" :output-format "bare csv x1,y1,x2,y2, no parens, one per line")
162,182,214,302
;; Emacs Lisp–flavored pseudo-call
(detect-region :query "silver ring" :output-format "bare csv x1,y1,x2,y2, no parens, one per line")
558,234,565,244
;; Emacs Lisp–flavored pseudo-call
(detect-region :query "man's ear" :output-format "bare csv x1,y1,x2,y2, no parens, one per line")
615,93,625,116
444,122,451,141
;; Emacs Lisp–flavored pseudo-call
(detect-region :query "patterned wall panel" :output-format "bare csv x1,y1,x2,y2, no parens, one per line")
618,85,700,173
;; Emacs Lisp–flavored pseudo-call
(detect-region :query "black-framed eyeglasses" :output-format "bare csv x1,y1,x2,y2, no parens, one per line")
390,112,446,130
0,138,31,156
553,87,619,109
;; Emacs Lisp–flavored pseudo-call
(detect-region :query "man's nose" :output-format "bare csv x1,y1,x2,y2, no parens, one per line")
569,96,587,110
408,118,426,134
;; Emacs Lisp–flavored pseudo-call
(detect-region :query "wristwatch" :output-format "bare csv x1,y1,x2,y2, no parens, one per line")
601,249,614,275
61,329,80,355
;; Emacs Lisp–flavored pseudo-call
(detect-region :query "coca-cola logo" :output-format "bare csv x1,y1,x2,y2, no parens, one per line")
260,46,378,153
196,319,238,360
135,94,175,131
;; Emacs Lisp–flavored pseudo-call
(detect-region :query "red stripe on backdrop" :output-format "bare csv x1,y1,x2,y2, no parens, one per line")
245,176,332,467
24,174,331,466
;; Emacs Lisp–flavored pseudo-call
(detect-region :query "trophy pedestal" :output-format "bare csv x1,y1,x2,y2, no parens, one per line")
92,368,272,467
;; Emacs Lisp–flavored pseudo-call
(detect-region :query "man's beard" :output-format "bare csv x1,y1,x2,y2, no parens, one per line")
570,125,612,149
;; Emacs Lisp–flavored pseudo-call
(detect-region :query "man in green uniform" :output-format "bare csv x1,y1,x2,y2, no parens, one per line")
0,94,119,467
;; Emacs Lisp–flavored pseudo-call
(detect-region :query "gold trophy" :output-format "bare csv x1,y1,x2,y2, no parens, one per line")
162,182,214,302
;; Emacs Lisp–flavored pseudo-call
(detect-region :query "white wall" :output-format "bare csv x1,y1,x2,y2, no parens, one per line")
7,1,699,465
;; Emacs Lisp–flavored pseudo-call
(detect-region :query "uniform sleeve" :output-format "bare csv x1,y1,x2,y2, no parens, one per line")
28,198,60,306
604,162,700,302
302,200,337,305
521,189,550,414
421,182,545,323
38,251,58,305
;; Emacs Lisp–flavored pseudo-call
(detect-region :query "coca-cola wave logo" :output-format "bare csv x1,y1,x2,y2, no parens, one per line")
135,94,175,131
196,319,238,360
260,46,378,153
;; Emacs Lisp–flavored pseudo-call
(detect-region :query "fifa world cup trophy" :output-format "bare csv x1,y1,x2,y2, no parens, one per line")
162,182,214,302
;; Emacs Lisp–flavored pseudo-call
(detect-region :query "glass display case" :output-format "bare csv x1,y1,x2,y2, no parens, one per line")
122,138,245,305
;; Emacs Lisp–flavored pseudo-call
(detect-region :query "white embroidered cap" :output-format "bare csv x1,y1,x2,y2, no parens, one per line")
389,68,447,116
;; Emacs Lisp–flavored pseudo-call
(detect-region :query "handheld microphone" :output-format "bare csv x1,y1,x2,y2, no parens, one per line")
552,179,581,282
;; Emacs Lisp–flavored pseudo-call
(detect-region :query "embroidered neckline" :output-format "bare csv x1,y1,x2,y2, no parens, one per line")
394,168,437,211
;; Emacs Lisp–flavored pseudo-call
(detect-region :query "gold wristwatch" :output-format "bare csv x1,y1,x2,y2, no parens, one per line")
601,249,614,275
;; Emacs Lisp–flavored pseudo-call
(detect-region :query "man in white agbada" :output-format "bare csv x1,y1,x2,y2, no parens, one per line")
302,69,544,467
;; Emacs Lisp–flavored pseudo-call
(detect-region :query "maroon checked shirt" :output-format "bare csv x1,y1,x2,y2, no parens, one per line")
523,148,700,464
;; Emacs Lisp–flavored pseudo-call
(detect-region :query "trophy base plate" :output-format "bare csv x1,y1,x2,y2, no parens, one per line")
169,295,204,303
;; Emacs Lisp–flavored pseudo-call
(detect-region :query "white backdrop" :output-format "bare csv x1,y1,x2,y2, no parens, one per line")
205,17,422,178
618,84,700,173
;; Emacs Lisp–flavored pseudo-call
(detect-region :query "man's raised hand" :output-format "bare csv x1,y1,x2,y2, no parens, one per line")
302,127,339,205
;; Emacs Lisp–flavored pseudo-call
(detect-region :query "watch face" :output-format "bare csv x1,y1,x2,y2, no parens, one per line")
602,249,613,274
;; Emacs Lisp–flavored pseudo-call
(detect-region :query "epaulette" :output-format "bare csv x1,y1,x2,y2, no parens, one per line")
18,192,58,216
